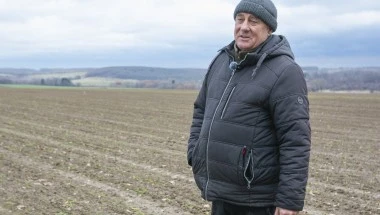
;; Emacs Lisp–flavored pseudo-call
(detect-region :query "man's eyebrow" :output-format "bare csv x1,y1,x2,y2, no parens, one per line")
248,15,258,19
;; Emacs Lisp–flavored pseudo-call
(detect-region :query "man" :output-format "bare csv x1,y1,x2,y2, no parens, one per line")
187,0,311,214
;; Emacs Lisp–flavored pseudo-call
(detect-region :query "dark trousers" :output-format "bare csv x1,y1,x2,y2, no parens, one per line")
211,201,275,215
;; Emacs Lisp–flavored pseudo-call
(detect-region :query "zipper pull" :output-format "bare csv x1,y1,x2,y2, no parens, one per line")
242,146,247,156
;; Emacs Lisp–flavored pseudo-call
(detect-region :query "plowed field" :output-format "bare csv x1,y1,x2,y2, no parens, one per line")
0,88,379,215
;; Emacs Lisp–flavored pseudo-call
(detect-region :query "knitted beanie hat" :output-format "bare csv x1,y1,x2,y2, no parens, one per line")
233,0,278,32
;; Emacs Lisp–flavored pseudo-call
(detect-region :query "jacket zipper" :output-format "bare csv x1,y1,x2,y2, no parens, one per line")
220,86,236,119
205,59,236,201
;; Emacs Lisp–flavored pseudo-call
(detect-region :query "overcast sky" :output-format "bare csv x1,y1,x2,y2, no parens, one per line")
1,0,380,69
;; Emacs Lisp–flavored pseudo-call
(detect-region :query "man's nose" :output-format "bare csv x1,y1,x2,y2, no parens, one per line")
241,20,250,31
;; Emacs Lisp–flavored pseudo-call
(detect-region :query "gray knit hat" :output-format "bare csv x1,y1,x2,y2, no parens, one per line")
233,0,277,32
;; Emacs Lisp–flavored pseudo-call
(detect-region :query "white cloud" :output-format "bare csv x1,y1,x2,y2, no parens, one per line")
0,0,379,64
276,2,380,36
0,0,234,57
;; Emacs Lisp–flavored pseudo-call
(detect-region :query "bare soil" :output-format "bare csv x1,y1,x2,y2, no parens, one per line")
0,88,379,214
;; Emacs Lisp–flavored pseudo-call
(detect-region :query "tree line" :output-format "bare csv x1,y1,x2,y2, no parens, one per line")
305,69,380,92
0,77,75,87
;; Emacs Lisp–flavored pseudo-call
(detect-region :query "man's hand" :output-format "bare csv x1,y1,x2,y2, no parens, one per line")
274,207,298,215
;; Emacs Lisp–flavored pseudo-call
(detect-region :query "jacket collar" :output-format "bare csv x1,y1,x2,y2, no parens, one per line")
220,35,294,70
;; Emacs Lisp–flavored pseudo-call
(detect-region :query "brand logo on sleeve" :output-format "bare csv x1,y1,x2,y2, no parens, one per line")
297,96,304,105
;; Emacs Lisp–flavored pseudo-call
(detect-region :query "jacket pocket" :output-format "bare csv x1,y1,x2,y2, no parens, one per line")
220,86,236,119
237,145,248,185
243,149,255,189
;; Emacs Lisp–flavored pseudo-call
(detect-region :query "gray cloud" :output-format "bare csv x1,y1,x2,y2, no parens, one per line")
0,0,379,68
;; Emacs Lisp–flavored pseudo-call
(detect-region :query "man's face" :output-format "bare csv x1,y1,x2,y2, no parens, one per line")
234,13,272,51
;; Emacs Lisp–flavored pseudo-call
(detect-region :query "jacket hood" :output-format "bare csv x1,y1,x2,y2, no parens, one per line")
222,35,295,70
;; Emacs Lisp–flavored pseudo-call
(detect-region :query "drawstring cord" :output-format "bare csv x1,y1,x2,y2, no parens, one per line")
230,52,268,80
251,53,268,79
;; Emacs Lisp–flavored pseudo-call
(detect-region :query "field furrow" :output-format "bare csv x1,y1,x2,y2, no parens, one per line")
1,88,379,214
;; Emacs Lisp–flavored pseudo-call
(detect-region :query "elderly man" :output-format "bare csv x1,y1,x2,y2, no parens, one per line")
187,0,311,214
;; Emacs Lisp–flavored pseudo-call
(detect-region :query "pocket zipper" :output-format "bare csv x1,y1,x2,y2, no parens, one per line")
244,149,255,189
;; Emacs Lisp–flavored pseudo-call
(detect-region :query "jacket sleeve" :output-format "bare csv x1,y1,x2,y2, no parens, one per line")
187,52,221,166
187,74,208,166
269,63,311,211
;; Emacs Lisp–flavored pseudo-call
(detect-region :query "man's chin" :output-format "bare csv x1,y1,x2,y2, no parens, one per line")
236,42,252,51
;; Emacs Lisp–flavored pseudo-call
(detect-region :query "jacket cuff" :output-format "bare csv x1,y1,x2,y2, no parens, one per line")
274,196,304,211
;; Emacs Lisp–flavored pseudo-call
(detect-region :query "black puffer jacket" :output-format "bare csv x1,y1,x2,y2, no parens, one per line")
187,35,311,211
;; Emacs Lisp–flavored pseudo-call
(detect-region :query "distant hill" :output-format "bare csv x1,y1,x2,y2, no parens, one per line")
0,68,39,75
0,66,207,88
0,68,96,75
85,66,206,81
0,67,206,81
1,66,379,91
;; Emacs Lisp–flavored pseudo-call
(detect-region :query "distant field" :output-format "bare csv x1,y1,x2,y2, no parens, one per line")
0,88,379,215
71,77,138,87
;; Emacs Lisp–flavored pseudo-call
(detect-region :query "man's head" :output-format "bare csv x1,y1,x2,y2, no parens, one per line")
234,0,277,32
233,0,277,51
